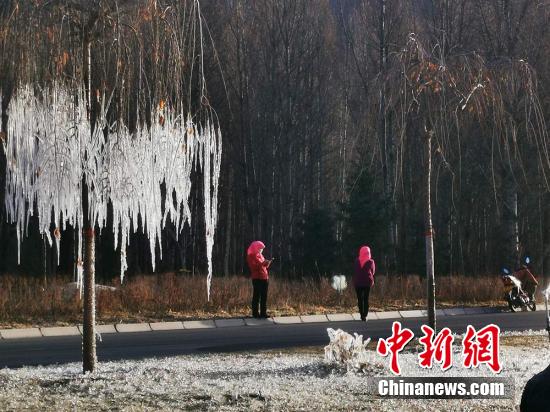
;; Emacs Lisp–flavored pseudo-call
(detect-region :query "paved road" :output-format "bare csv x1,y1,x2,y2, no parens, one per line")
0,311,547,369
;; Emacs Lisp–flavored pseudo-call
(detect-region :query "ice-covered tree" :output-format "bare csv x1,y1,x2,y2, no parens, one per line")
1,0,221,373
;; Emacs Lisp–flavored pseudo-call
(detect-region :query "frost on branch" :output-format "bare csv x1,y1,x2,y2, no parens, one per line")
4,85,85,268
324,328,371,372
3,84,222,299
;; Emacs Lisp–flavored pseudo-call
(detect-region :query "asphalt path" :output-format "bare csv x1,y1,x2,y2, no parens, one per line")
0,311,547,369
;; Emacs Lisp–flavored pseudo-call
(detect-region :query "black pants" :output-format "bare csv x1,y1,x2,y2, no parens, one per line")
252,279,269,317
356,287,371,321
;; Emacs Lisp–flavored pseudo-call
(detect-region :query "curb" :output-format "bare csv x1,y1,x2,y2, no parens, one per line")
115,323,152,333
0,306,527,340
150,321,184,331
0,328,42,339
214,318,245,328
377,310,401,319
327,313,354,322
301,315,329,323
399,310,426,318
273,316,302,324
183,320,216,329
40,326,80,337
244,317,274,326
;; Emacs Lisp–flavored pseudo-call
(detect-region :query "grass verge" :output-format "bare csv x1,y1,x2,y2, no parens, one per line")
0,272,531,328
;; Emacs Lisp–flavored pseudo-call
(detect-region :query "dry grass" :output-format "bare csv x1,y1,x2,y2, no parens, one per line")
0,273,513,328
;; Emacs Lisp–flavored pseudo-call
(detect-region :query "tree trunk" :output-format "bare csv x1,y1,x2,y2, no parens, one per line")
82,224,96,373
378,0,397,273
82,25,97,374
502,165,519,270
223,168,233,276
425,128,436,331
43,236,48,288
0,96,7,246
543,191,550,283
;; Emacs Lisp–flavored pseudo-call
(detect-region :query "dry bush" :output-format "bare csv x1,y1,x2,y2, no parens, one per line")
0,273,509,327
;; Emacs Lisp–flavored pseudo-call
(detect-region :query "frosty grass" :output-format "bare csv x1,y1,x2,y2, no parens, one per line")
0,330,548,411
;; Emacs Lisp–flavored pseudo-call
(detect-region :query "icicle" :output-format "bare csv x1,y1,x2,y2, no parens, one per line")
6,84,88,290
120,233,128,282
16,227,20,265
6,83,222,300
197,120,223,301
54,228,61,267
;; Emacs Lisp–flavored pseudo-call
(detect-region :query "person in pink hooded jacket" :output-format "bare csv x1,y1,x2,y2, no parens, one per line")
246,241,273,318
352,245,375,321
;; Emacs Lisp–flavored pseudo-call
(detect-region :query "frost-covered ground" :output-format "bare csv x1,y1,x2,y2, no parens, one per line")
0,330,548,411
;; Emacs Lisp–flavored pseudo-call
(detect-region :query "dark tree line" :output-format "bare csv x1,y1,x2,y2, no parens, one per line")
206,0,550,280
1,0,550,285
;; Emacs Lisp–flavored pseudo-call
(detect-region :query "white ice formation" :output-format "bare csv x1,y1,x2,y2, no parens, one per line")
331,275,347,293
324,328,371,372
3,84,222,300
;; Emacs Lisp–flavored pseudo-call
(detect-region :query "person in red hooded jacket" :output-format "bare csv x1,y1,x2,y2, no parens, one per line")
352,245,375,321
247,241,273,318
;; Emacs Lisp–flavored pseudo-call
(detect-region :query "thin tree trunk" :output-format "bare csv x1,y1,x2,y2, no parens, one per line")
425,128,436,331
448,208,453,275
82,224,96,373
543,191,550,283
0,100,6,246
378,0,397,272
82,27,97,374
43,236,47,288
502,165,519,270
223,168,233,276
